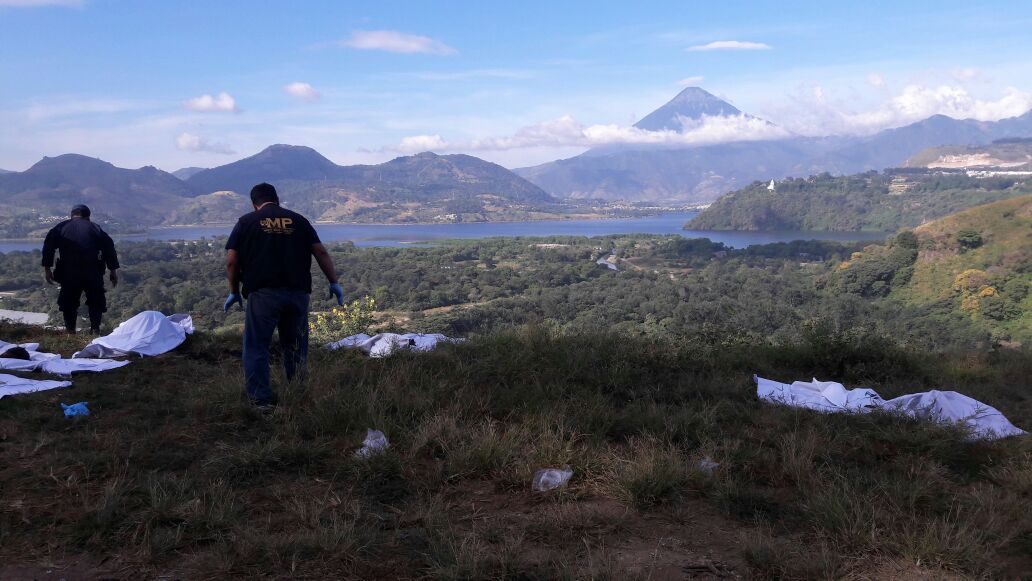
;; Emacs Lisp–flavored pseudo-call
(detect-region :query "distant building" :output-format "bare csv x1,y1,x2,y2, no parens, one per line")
767,179,776,191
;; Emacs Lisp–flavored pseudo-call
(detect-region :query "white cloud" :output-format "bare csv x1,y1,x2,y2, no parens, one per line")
0,0,82,6
395,134,448,153
677,76,705,86
951,67,984,82
183,92,238,113
768,84,1032,136
390,114,790,154
687,40,771,52
283,82,321,102
867,73,885,88
339,30,456,55
175,132,235,155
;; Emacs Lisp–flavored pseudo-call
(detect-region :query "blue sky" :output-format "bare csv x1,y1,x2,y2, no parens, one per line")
2,0,1031,171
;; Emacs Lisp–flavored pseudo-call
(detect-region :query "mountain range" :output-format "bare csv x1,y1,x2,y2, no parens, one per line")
514,87,1032,203
0,147,560,236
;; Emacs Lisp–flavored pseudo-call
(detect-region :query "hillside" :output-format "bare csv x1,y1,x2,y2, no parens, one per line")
906,139,1032,170
0,148,571,237
687,170,1032,231
0,154,197,235
516,88,1032,203
0,322,1029,579
182,148,562,225
902,196,1032,343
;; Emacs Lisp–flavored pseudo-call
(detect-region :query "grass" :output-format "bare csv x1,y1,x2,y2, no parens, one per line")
0,321,1030,578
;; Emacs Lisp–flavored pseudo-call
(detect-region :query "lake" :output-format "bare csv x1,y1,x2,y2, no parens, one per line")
0,213,888,253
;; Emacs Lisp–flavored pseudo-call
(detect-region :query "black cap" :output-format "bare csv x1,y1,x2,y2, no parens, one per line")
71,204,91,218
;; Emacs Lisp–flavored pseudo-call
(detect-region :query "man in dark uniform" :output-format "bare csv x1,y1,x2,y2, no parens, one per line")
224,183,344,410
42,204,120,334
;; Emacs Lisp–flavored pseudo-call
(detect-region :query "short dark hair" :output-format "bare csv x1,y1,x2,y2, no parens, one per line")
70,204,91,218
250,183,279,206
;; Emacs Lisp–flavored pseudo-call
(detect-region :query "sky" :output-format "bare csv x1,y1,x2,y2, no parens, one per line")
2,0,1032,172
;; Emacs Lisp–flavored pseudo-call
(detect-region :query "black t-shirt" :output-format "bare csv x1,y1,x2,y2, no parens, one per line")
225,205,321,297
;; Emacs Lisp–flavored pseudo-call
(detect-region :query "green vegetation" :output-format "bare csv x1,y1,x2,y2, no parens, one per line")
688,170,1032,231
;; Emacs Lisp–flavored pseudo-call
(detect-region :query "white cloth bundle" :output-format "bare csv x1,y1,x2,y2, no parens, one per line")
756,376,1026,440
74,312,194,359
325,332,463,358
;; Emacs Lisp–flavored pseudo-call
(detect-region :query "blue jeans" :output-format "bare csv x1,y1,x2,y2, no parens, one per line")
243,288,311,405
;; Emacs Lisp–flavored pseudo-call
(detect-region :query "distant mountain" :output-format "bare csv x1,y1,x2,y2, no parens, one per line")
0,169,11,175
183,147,557,224
171,166,207,180
687,170,1032,232
0,147,563,236
633,87,744,132
0,154,199,233
186,144,340,197
516,88,1032,203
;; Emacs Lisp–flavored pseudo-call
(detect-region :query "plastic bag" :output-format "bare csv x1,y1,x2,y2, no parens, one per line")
697,457,720,475
61,402,90,417
354,429,389,458
532,467,574,491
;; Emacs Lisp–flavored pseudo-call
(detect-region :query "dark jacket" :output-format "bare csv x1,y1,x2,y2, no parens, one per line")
42,218,119,282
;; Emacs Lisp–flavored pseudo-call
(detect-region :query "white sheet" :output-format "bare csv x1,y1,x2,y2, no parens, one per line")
73,312,194,359
755,376,1027,440
325,332,463,358
0,373,72,400
0,341,129,376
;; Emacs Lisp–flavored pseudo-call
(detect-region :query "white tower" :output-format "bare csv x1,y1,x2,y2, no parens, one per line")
767,179,776,192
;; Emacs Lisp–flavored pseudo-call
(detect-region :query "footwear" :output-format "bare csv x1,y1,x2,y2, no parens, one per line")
253,403,276,415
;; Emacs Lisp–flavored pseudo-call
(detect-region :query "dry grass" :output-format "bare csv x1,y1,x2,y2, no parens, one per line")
0,322,1030,579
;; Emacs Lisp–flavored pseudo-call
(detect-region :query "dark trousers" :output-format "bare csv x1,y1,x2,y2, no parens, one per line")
57,276,106,332
243,288,311,405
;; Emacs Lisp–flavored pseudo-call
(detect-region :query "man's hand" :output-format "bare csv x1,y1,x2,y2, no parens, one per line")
224,292,243,312
109,269,119,287
329,282,344,306
44,267,55,285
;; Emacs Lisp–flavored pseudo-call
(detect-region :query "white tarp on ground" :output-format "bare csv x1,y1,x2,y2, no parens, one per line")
0,373,71,400
74,312,194,359
756,376,1027,440
326,333,464,358
0,340,129,376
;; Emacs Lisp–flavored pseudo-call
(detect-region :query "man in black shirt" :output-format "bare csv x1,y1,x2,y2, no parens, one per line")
42,204,120,334
225,183,344,409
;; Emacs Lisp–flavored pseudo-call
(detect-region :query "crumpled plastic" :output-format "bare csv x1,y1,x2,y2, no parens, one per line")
354,429,390,458
61,402,90,417
697,457,720,475
532,467,574,491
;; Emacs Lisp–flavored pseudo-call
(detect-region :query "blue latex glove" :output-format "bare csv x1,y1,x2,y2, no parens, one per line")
329,282,344,306
224,292,242,312
61,402,90,417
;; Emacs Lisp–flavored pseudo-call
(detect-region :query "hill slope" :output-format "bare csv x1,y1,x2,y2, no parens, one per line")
0,323,1028,578
687,170,1032,231
0,154,198,234
903,195,1032,343
0,148,563,236
184,147,558,224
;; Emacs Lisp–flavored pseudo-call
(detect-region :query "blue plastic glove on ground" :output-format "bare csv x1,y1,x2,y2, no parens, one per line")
61,402,90,417
224,292,242,312
329,282,344,306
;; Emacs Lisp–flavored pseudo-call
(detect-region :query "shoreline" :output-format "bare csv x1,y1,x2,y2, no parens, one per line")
1,210,702,242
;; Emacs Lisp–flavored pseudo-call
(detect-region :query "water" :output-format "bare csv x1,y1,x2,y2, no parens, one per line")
0,213,888,253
